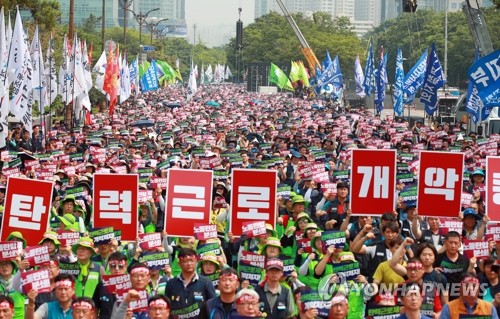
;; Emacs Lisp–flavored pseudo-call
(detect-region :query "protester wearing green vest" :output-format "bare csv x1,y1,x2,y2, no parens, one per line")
71,237,102,306
0,260,24,319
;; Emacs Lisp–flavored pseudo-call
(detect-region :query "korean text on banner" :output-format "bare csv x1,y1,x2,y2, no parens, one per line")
417,151,464,217
1,177,54,246
93,174,138,241
487,156,500,221
165,169,213,237
350,149,396,215
230,169,277,236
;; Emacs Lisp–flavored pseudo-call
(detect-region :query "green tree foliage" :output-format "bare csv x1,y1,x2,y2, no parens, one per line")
0,0,61,32
225,11,364,83
366,7,499,88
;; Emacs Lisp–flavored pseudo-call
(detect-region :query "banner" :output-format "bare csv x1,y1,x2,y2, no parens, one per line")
24,245,50,267
88,227,114,245
230,169,277,236
467,49,500,107
57,230,80,247
417,152,464,217
487,156,500,221
463,239,490,260
139,252,169,270
466,49,483,124
242,221,266,238
403,49,428,100
421,43,446,115
316,55,342,95
140,60,159,92
1,177,54,245
375,51,387,113
165,169,213,237
300,290,332,318
138,232,162,250
322,230,346,248
193,224,217,240
354,54,366,98
21,269,51,295
0,241,23,260
363,40,375,97
93,174,138,241
350,150,396,215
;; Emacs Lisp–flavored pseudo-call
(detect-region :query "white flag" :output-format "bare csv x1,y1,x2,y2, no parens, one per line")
73,36,87,99
205,65,213,83
200,64,205,85
354,54,366,98
30,25,48,114
58,35,72,103
82,40,92,90
225,65,232,79
0,7,9,148
44,34,58,105
92,50,107,94
187,65,198,99
119,54,131,103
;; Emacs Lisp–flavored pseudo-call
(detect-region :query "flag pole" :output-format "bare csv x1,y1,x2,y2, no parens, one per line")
48,35,53,134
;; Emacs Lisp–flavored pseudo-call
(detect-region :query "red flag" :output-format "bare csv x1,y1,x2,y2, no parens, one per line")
88,42,93,65
85,110,92,125
103,43,119,116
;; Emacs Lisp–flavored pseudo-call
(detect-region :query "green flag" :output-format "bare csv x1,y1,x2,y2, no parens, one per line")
289,61,300,82
297,61,310,87
269,63,294,91
156,60,175,83
139,60,150,78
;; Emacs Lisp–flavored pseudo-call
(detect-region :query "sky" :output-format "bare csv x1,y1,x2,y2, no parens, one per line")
185,0,256,47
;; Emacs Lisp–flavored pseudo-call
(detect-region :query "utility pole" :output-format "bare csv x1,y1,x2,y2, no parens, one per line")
119,0,134,44
101,0,106,52
145,18,168,44
131,8,159,44
69,0,74,41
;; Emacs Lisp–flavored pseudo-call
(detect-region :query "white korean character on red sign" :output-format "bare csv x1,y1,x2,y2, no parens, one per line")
9,195,46,230
99,190,132,223
237,186,270,220
357,166,390,198
492,173,500,206
424,167,459,200
172,186,205,219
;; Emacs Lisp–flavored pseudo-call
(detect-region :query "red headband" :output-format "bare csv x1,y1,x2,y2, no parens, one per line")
219,273,238,280
406,262,423,269
130,267,150,275
72,301,94,310
179,255,197,262
236,294,258,305
0,301,13,310
55,280,74,289
148,299,169,309
461,276,480,284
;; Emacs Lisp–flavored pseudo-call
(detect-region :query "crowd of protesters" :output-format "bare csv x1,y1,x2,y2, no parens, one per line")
0,83,499,319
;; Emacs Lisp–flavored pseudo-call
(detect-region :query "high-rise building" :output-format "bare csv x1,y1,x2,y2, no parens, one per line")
57,0,119,28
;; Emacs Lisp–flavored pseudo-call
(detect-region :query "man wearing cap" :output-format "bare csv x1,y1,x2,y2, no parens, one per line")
0,295,14,319
202,267,240,319
164,248,216,318
462,207,487,240
255,258,294,319
26,274,76,319
71,237,102,305
440,272,499,319
71,297,95,319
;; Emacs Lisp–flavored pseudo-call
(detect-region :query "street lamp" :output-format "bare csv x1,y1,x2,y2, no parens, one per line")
130,7,160,44
144,17,168,44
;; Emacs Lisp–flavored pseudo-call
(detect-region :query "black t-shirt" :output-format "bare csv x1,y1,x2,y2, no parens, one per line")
435,252,469,284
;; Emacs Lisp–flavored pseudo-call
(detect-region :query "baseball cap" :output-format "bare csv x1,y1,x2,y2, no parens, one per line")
265,258,284,271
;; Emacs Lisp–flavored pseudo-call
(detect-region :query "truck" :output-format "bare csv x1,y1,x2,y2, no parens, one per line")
452,95,500,137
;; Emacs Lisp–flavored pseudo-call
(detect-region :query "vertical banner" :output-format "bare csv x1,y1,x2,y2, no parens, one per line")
1,177,54,246
350,149,396,215
417,151,464,217
165,169,213,237
487,156,500,221
93,174,138,241
230,169,277,236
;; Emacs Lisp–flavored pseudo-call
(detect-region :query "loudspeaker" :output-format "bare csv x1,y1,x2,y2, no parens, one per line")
236,20,243,49
246,63,289,92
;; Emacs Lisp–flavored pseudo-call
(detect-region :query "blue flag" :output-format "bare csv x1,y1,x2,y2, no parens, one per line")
466,50,482,123
322,51,332,71
316,55,343,95
394,48,405,116
403,49,428,100
421,43,446,115
140,60,159,92
363,40,375,97
375,51,388,113
467,49,500,109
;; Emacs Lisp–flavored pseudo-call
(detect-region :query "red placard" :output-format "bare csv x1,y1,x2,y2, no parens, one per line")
165,169,213,237
350,149,396,215
0,242,23,260
138,233,162,250
463,239,490,260
102,274,133,301
1,177,54,246
21,269,51,294
486,156,500,221
93,174,138,241
57,230,80,247
242,221,266,238
230,169,277,236
24,246,50,267
128,290,149,312
193,224,218,240
417,151,464,217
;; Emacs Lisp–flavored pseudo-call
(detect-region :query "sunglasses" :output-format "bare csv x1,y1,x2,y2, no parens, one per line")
109,263,126,269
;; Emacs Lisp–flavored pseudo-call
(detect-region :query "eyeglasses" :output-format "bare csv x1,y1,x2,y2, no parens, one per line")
109,263,126,269
298,219,308,223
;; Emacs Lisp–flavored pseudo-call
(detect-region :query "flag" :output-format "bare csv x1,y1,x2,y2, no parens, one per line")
205,65,213,83
156,60,176,83
187,64,198,99
200,64,205,84
363,40,375,97
0,7,8,148
82,41,92,92
467,49,500,108
119,54,131,103
297,61,310,87
375,49,388,113
269,63,294,91
421,43,446,115
466,49,482,123
58,35,71,103
394,48,405,116
140,60,159,92
322,51,332,71
129,57,140,97
92,50,106,94
289,61,300,82
103,44,119,116
403,49,428,101
193,64,198,79
316,55,342,95
44,34,57,105
225,65,232,79
72,36,87,100
354,54,365,98
8,8,33,134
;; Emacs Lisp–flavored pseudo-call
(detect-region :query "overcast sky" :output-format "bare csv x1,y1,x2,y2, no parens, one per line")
185,0,256,47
